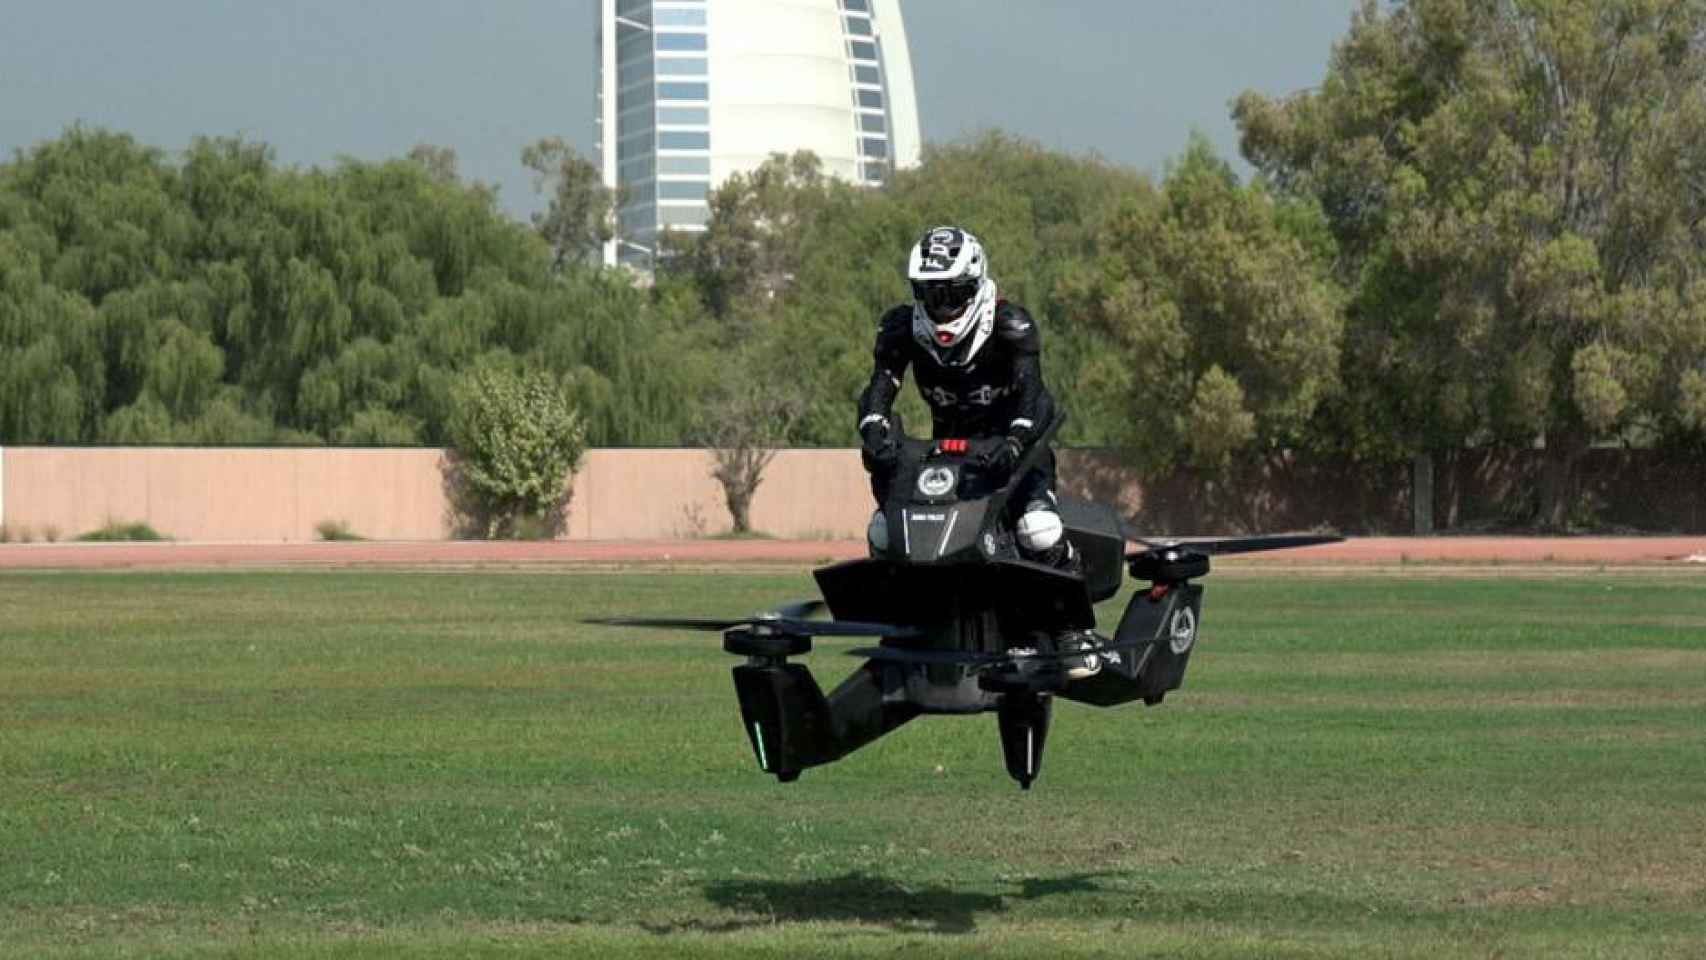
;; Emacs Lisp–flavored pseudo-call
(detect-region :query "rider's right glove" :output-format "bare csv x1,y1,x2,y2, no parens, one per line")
858,415,899,472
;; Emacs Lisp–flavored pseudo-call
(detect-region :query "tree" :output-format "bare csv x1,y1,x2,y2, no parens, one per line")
1056,138,1344,477
521,137,615,270
670,151,842,323
0,235,103,441
445,366,586,538
1236,0,1706,527
693,372,805,535
406,143,460,184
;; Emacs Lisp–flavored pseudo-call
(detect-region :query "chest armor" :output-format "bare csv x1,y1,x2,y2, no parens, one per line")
910,348,1018,425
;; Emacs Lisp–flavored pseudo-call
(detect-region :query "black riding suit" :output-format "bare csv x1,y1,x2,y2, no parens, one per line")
857,299,1060,533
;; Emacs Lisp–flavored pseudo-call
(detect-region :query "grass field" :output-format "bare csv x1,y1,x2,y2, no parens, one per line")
2,568,1703,958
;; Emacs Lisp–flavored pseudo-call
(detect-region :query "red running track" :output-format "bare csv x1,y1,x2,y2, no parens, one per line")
2,536,1704,570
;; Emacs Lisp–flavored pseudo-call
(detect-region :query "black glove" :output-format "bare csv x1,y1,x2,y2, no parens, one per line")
972,435,1023,474
859,417,899,471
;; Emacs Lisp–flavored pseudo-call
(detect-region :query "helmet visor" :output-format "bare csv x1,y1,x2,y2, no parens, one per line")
912,276,980,322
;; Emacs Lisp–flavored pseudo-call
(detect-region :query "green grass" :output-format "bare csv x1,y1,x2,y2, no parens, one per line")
73,520,171,542
1,569,1703,958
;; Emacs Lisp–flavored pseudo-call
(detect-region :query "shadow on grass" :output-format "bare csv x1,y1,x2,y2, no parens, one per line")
641,869,1459,938
647,871,1123,935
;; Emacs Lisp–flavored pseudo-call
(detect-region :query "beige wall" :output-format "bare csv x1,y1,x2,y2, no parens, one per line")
0,446,872,542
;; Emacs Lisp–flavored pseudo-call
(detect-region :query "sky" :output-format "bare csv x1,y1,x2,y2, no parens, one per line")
4,0,1360,221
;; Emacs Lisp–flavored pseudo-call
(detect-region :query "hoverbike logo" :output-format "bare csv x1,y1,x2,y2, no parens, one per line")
1168,607,1197,654
917,466,956,497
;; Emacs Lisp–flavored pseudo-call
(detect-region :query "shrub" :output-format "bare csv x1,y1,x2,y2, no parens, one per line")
75,521,169,542
445,366,586,539
315,519,366,541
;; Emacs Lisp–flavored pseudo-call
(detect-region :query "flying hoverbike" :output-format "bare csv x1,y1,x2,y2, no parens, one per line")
589,414,1338,789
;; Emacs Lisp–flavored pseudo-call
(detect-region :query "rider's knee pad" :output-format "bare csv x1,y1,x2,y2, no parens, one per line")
1016,500,1063,553
867,509,889,552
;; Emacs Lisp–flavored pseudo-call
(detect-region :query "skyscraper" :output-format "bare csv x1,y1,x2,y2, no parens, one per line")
596,0,922,267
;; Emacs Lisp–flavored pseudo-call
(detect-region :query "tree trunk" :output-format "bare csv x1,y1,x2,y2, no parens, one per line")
1412,451,1435,535
1537,435,1586,531
726,487,751,533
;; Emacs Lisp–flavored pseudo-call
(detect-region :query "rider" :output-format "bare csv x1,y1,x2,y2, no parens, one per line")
856,225,1098,676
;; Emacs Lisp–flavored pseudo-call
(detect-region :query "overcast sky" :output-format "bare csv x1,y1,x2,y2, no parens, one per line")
5,1,1359,220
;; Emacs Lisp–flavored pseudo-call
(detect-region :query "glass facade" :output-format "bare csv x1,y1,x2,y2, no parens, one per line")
600,0,915,268
840,0,893,185
603,0,712,266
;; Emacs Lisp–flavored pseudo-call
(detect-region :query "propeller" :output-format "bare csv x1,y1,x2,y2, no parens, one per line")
1116,522,1344,556
845,637,1148,666
584,599,921,639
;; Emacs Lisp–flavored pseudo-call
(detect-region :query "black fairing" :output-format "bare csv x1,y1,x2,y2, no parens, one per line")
732,664,838,777
1056,495,1126,603
1062,582,1204,708
816,557,1096,636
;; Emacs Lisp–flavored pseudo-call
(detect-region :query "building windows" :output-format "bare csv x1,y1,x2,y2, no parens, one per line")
617,134,656,162
845,17,872,37
856,89,883,109
849,40,878,61
659,205,710,227
658,130,710,150
657,81,709,101
854,64,880,85
858,113,886,133
840,0,870,10
657,57,708,75
620,206,657,232
653,7,706,26
657,155,711,175
861,137,888,158
655,32,708,51
657,180,709,200
657,106,709,125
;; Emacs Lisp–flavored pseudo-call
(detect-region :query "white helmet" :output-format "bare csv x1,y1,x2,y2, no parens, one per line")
907,225,997,365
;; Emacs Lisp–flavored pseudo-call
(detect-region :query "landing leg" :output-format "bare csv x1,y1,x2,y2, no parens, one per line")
996,693,1052,789
733,660,916,782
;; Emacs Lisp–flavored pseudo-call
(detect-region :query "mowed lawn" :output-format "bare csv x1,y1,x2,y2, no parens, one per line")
1,568,1703,959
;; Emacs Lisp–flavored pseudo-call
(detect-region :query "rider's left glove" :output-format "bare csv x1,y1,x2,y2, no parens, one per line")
973,435,1023,474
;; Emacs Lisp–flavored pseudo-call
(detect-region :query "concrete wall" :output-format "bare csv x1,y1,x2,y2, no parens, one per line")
0,446,871,542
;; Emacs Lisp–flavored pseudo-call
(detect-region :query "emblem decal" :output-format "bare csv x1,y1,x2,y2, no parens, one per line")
917,466,956,497
1168,607,1197,654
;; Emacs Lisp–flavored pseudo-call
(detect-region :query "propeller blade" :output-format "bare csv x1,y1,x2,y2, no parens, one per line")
1120,530,1345,556
1171,534,1344,556
846,639,1149,666
846,646,1005,666
583,616,744,631
583,614,919,639
1114,519,1169,550
774,599,826,619
774,618,921,639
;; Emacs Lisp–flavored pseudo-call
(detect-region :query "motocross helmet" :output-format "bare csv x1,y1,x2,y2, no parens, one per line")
907,225,997,365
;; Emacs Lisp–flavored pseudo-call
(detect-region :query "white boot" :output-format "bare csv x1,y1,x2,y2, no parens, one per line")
1056,630,1102,680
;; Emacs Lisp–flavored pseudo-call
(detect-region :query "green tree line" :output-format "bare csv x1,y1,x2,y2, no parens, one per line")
2,0,1703,530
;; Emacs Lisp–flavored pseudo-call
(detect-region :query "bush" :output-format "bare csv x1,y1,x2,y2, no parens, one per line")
75,521,170,542
444,366,586,539
315,519,366,541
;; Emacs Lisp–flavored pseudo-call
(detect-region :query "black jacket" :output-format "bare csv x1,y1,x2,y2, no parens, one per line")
857,300,1055,445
